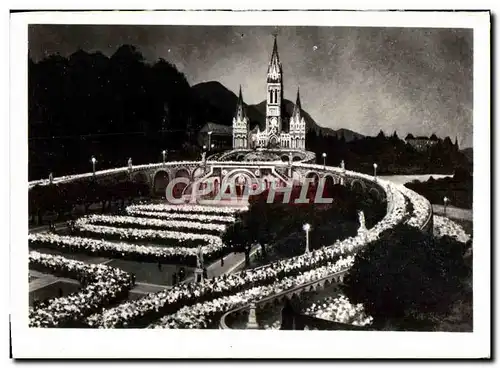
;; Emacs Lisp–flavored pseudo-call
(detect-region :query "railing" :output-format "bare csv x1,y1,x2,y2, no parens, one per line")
219,269,348,329
219,163,433,330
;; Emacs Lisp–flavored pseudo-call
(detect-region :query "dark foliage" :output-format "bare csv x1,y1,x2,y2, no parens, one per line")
405,168,473,208
30,48,471,181
29,48,207,180
222,183,386,261
29,179,150,224
341,224,469,329
305,129,472,176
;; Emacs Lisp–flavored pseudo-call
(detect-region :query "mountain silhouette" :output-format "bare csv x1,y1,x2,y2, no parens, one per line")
192,81,364,142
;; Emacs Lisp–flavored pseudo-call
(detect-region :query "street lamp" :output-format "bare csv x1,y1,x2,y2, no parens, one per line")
373,163,378,179
211,143,215,151
443,197,449,216
322,152,327,167
203,145,207,151
208,131,213,150
91,156,97,176
162,150,167,165
303,223,311,254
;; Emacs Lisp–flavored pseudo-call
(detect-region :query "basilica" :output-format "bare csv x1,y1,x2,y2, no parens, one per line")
232,36,307,150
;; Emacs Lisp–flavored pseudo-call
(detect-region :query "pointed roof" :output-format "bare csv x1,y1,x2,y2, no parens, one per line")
271,34,280,64
267,35,282,82
235,85,246,119
292,87,302,117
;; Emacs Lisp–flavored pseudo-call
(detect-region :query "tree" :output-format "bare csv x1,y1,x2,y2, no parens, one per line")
342,224,469,329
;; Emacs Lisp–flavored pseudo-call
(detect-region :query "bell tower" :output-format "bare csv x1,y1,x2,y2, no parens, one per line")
266,34,283,141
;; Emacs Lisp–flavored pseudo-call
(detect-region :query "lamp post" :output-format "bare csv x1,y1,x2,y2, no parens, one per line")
443,197,449,216
203,145,207,152
162,150,167,165
91,156,96,176
303,223,311,254
208,131,213,150
322,152,327,167
211,143,215,151
373,163,378,179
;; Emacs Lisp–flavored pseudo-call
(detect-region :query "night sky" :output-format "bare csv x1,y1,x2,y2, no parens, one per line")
29,25,473,147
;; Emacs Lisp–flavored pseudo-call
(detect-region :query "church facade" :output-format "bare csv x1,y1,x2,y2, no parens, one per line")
232,36,306,150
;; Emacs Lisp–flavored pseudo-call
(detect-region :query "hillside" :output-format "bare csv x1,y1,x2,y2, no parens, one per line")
460,147,473,163
191,81,265,130
192,81,364,142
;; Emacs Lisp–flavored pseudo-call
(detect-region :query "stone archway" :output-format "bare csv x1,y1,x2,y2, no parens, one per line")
351,179,365,194
369,187,382,201
152,170,170,197
133,172,149,184
171,168,190,199
222,169,258,198
305,171,320,185
175,168,190,179
322,174,336,197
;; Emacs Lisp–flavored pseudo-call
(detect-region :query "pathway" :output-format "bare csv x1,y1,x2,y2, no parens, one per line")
29,259,170,296
380,174,453,185
207,244,260,277
182,245,260,283
432,204,473,222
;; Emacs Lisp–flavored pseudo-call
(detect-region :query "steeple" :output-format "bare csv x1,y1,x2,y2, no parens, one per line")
267,34,282,82
271,34,279,63
235,85,245,120
292,87,302,118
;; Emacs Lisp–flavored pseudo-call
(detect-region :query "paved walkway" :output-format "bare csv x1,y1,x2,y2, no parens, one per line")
432,205,473,221
29,260,170,295
207,245,260,277
182,245,260,283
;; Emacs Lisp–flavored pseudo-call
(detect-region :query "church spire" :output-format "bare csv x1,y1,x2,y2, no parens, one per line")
235,85,245,119
271,34,279,64
267,34,282,82
292,87,302,117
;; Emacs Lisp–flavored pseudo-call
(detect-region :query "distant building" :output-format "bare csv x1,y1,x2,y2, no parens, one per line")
232,35,306,150
198,122,233,151
405,134,439,151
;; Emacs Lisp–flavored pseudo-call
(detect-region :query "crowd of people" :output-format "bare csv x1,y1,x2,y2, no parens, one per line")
84,182,408,328
28,168,439,330
124,208,236,224
302,294,373,327
76,214,227,234
398,185,433,228
29,233,226,267
127,203,248,215
150,257,355,329
433,215,471,244
74,223,223,247
29,251,134,327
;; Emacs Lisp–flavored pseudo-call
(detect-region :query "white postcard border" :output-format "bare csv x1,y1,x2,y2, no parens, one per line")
9,10,490,359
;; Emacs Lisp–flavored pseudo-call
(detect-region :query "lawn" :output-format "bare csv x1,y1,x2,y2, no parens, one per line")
30,280,80,306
